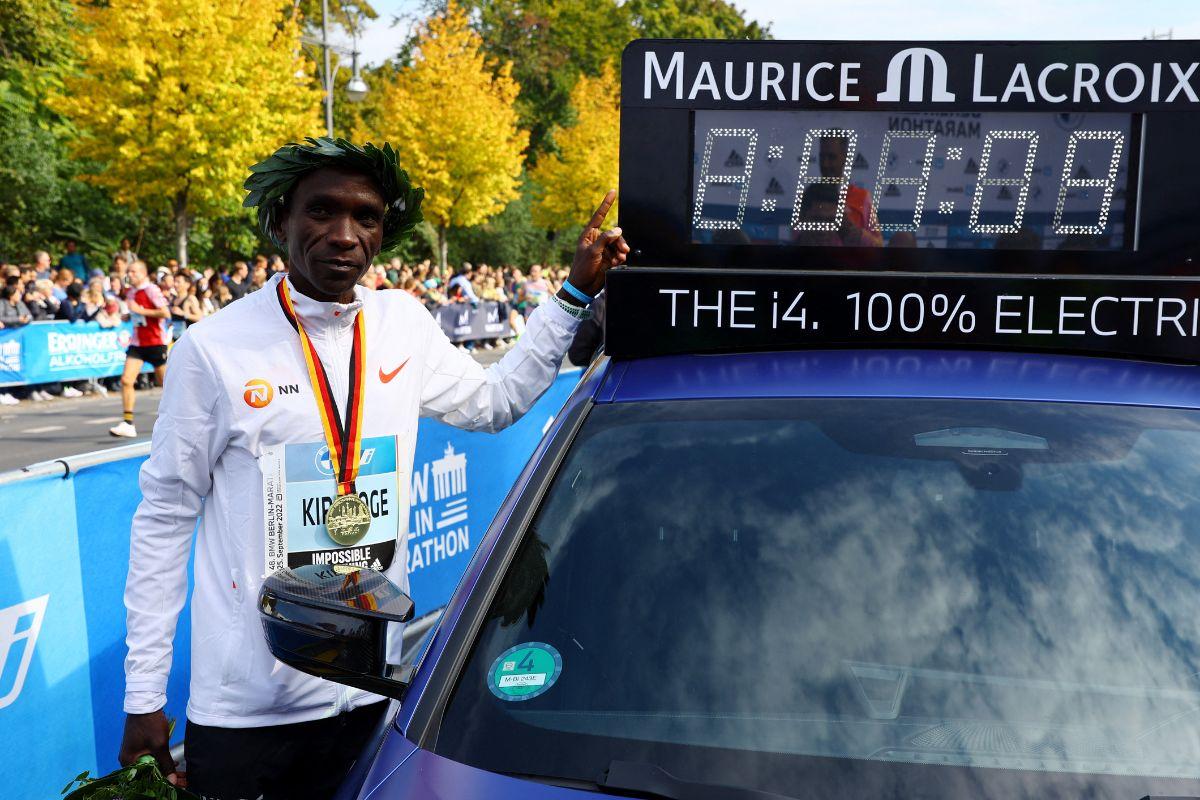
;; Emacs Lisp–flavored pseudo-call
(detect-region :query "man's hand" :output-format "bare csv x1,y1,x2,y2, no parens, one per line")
118,710,178,782
568,190,629,297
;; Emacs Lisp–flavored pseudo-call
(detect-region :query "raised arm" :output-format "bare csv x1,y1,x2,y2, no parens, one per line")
419,191,628,430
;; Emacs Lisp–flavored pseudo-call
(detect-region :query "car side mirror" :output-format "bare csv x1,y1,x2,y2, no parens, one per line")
258,564,415,699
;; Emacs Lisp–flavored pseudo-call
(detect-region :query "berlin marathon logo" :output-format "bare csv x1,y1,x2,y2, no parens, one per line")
408,443,471,571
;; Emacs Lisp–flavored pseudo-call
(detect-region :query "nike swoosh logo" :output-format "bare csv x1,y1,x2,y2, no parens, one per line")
379,358,410,384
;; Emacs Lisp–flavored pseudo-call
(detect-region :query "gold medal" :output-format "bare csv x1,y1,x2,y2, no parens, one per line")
325,493,372,547
276,279,374,551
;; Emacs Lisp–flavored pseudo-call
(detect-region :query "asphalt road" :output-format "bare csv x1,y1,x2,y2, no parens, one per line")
0,386,163,473
0,343,513,474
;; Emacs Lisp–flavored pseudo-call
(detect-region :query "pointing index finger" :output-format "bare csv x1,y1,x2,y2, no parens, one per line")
587,189,617,230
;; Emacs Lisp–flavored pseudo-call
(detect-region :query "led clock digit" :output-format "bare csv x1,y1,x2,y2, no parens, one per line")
690,110,1134,250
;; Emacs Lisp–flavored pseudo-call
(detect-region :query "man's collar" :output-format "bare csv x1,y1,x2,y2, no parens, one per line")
280,273,363,331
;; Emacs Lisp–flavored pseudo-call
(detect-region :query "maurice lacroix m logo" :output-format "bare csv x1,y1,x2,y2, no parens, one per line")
877,47,955,103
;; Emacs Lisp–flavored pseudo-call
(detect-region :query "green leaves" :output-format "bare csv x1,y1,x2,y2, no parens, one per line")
243,136,425,255
61,755,200,800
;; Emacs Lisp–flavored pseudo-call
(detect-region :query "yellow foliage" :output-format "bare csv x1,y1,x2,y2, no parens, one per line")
49,0,319,258
531,62,620,232
356,2,527,265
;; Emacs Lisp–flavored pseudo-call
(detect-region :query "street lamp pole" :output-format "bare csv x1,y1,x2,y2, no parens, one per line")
322,0,334,137
312,0,368,138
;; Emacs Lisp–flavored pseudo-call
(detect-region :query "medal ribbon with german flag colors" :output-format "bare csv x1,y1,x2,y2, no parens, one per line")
276,279,367,497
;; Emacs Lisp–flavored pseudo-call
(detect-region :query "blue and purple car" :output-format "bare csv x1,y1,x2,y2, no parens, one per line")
261,348,1200,800
260,36,1200,799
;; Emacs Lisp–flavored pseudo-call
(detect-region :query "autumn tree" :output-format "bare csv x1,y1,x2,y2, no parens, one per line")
531,63,619,232
50,0,320,267
359,2,526,269
625,0,770,40
294,0,378,35
0,0,135,260
456,0,769,161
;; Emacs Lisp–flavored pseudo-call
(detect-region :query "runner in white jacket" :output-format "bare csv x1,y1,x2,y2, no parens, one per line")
118,138,627,798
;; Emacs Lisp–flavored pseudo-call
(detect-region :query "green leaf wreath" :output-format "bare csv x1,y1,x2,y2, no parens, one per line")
243,136,425,254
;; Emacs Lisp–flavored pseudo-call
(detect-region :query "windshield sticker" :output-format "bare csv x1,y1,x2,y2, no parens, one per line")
488,642,563,702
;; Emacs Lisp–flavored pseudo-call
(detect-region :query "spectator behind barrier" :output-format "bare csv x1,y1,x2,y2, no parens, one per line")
0,246,586,406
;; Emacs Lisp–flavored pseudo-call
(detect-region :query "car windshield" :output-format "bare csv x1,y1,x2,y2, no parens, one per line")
432,398,1200,799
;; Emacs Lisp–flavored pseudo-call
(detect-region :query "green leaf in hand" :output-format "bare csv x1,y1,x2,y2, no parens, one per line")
62,754,198,800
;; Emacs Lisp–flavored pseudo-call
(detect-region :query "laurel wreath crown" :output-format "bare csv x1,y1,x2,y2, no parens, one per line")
243,137,425,254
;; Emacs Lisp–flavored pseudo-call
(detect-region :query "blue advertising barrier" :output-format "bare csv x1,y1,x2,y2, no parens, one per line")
0,320,141,387
0,369,579,799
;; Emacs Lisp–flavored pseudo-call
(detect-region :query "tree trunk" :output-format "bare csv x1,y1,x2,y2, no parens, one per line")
437,224,448,271
173,190,190,269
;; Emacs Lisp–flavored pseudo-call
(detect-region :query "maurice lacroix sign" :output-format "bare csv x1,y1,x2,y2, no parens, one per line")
626,41,1200,110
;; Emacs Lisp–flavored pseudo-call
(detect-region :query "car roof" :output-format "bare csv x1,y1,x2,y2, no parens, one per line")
595,350,1200,410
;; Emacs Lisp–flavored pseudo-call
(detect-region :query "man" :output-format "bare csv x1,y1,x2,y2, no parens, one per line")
249,263,268,292
448,261,480,303
116,237,138,265
59,239,90,281
111,254,129,281
226,260,250,300
109,260,170,438
118,137,627,798
33,249,53,280
56,281,86,321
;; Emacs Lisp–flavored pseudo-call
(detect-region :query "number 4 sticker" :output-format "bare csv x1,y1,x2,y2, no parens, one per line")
489,642,563,702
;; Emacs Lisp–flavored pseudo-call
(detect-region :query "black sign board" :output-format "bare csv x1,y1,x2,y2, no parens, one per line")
606,269,1200,362
609,39,1200,363
618,39,1200,272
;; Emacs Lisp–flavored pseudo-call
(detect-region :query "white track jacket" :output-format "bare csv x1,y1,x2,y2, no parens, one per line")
124,273,579,727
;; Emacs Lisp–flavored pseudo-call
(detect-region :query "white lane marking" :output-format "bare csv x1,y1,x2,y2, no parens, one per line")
85,418,120,425
23,425,65,434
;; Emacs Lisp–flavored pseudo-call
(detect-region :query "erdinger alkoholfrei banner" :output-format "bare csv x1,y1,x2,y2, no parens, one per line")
610,39,1200,362
0,320,139,387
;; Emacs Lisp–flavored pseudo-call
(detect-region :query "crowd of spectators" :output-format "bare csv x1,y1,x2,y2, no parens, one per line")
358,258,572,348
0,239,575,405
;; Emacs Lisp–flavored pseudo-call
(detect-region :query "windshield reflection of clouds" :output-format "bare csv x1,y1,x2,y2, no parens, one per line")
532,401,1200,778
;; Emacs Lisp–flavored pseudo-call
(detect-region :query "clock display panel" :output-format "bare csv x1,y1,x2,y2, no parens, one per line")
690,110,1138,251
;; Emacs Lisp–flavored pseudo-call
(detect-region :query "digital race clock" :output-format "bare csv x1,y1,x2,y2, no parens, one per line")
608,40,1200,362
617,40,1200,274
690,109,1138,251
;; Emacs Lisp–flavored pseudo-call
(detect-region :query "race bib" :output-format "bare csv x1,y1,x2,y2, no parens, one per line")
260,435,402,576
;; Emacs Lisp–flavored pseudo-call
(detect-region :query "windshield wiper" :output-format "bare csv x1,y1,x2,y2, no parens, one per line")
598,760,800,800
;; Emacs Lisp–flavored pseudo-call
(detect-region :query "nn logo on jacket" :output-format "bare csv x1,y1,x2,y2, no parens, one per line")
243,378,300,408
877,47,955,103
